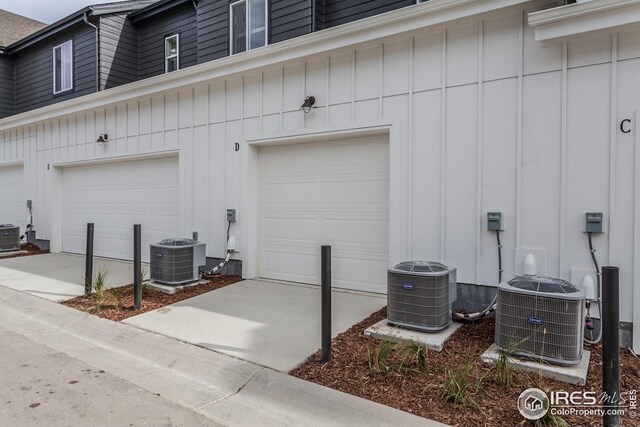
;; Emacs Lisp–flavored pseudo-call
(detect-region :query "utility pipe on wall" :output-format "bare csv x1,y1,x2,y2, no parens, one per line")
83,9,99,92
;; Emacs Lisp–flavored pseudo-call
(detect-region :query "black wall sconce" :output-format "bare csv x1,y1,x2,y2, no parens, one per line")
301,96,316,113
96,133,109,146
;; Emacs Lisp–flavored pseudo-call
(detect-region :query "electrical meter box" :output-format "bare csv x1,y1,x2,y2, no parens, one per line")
585,212,603,233
227,209,237,223
487,212,504,231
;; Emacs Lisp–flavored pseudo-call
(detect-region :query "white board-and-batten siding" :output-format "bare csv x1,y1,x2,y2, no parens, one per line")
0,0,639,333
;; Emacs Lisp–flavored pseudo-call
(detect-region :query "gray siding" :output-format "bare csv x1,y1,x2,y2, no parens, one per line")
137,3,198,80
13,24,97,115
100,13,138,90
196,0,313,63
270,0,313,44
319,0,414,28
0,55,13,118
196,0,230,64
315,0,326,31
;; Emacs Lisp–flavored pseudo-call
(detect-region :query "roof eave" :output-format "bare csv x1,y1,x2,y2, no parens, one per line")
129,0,195,24
5,8,91,54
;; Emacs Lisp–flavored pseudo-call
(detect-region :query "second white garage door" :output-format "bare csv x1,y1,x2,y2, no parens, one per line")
0,164,25,232
259,136,389,293
62,156,181,262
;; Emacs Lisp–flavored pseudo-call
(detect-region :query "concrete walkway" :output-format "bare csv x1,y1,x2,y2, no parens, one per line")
0,253,143,301
0,285,443,427
123,279,387,371
0,326,222,426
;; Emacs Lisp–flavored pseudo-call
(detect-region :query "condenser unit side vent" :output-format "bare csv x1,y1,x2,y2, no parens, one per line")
387,261,457,332
150,238,206,286
495,275,585,366
0,224,20,252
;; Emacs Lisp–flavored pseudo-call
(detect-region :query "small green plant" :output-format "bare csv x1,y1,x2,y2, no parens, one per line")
140,265,149,283
367,339,397,374
109,287,122,309
495,339,519,387
397,341,429,373
442,361,483,409
92,267,110,303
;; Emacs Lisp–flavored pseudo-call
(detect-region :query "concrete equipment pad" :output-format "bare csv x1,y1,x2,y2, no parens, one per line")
124,279,387,372
0,253,144,301
364,319,462,352
481,343,590,386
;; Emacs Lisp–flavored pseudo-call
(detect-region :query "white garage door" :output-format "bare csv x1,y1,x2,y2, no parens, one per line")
62,156,180,262
0,164,25,232
259,136,389,293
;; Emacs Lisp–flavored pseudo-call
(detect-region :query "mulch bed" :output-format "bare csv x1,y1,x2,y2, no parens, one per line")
291,307,640,427
61,275,242,322
0,242,48,259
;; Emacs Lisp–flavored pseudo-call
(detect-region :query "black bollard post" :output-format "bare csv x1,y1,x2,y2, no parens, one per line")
321,245,332,364
84,223,94,296
133,224,142,311
602,266,620,427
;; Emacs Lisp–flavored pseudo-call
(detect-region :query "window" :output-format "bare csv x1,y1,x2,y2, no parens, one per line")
165,34,179,73
53,40,73,94
230,0,267,55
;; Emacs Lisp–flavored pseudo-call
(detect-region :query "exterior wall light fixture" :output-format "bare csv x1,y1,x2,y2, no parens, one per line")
96,133,109,145
301,96,316,113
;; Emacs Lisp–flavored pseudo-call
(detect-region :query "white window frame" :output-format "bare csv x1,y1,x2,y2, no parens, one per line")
229,0,269,55
165,34,180,73
53,40,73,95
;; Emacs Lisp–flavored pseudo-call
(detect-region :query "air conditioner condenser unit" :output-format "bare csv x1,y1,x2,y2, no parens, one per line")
387,261,457,332
150,238,206,286
0,224,20,252
495,275,585,366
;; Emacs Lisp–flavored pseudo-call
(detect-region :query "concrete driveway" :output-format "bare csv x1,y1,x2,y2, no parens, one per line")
0,253,141,301
124,279,387,372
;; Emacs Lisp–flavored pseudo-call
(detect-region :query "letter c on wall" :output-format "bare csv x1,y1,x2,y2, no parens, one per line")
620,119,631,134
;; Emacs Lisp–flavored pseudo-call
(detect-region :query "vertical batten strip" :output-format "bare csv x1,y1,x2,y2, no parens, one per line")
476,21,484,284
634,111,640,353
279,67,284,130
440,28,447,262
407,36,414,258
378,44,384,118
515,9,524,277
350,50,356,122
259,72,264,133
559,41,568,277
324,56,330,126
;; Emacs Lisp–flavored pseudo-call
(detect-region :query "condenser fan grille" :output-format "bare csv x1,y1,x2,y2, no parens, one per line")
387,261,457,332
388,274,450,329
495,280,585,366
150,239,206,286
0,225,20,252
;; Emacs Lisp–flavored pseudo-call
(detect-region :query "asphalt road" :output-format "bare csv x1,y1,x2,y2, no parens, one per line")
0,326,224,427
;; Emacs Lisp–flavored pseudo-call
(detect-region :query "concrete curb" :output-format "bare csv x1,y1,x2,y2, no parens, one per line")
0,285,445,427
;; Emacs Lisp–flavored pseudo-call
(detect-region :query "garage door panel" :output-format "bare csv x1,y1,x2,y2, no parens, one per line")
62,157,180,262
323,219,388,245
259,137,389,293
263,217,317,241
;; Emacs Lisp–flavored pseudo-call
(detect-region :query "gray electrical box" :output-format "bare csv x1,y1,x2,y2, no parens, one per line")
585,212,603,233
227,209,236,223
487,212,504,231
26,200,32,209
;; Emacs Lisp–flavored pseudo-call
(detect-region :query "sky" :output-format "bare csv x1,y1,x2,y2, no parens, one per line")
0,0,117,24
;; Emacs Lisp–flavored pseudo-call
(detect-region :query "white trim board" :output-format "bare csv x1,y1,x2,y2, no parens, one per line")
529,0,640,41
